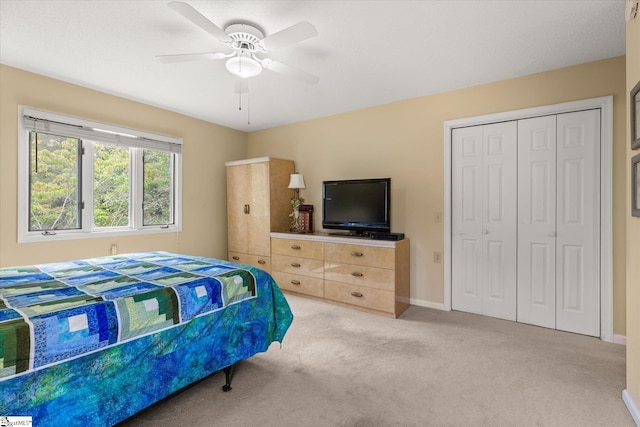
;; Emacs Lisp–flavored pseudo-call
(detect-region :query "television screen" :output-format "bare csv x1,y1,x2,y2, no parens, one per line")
322,178,390,235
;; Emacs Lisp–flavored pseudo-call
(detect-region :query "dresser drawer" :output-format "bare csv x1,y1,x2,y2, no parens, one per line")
324,243,394,269
228,252,271,273
271,238,324,259
272,271,324,298
324,280,394,314
272,254,324,279
324,262,394,291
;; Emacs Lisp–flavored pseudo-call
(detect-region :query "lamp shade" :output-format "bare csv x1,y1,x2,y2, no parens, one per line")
225,56,262,78
288,173,306,189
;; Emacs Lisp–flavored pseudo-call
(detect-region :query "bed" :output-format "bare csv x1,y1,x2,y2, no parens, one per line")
0,251,293,426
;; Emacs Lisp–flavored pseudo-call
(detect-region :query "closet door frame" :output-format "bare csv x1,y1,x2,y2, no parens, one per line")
443,96,614,342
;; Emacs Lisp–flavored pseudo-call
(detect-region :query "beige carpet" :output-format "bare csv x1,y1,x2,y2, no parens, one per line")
119,294,633,427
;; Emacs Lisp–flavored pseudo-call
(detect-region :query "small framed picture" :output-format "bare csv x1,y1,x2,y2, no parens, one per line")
633,153,640,217
632,80,640,150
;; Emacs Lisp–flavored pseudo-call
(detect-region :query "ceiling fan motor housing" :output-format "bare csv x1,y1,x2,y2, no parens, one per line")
225,24,265,53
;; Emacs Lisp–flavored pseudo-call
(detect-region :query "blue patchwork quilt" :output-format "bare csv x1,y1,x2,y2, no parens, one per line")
0,252,293,426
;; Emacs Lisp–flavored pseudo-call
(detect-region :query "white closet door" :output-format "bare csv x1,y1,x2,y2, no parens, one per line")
481,122,517,320
517,115,557,328
556,110,600,337
452,122,517,319
452,126,484,314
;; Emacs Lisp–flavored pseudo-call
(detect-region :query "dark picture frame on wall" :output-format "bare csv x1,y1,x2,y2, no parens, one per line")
633,153,640,217
632,80,640,150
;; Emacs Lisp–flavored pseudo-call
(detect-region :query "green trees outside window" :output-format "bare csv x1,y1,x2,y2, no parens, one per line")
143,150,172,226
28,131,176,233
94,142,130,227
29,132,81,231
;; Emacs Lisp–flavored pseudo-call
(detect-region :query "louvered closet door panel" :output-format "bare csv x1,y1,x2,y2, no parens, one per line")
452,126,484,314
555,110,600,337
517,115,557,329
481,122,517,320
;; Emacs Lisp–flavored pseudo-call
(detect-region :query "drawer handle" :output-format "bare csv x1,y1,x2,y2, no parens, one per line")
291,262,301,268
351,272,363,277
258,260,266,265
350,291,363,298
232,256,240,261
351,251,363,257
291,280,301,286
291,245,301,250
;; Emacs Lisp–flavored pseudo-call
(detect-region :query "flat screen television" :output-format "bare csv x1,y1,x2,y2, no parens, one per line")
322,178,391,236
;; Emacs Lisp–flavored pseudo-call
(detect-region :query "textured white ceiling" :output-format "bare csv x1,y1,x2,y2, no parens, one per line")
0,0,626,132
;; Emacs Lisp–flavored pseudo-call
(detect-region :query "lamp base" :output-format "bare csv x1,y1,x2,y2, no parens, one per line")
289,196,303,232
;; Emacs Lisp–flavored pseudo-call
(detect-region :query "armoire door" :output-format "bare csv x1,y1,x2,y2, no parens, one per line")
451,121,517,320
227,161,272,257
227,163,250,254
247,161,271,257
517,110,601,336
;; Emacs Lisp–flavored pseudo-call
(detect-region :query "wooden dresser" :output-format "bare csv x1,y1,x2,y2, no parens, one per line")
271,232,410,318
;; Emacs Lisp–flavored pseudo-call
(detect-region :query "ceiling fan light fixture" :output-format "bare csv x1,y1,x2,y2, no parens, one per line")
225,55,262,78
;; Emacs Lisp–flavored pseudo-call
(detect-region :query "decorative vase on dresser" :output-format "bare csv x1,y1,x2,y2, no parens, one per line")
225,157,294,273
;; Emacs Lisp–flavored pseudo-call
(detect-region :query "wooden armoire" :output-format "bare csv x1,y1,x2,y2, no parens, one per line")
225,157,294,273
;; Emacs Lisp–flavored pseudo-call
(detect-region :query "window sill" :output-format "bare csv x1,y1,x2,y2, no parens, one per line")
18,225,181,244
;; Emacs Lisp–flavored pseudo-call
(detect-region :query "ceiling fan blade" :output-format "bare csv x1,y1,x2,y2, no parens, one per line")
260,21,317,51
234,79,249,94
155,52,223,63
262,59,319,85
168,2,233,47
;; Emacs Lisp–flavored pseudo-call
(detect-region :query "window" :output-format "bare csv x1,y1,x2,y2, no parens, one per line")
93,142,130,228
29,132,82,231
143,150,174,226
18,106,182,242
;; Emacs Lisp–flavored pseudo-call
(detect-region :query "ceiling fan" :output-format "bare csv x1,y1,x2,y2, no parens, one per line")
156,1,319,85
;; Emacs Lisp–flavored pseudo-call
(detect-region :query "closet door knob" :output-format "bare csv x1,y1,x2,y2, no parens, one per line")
548,231,557,237
482,229,489,235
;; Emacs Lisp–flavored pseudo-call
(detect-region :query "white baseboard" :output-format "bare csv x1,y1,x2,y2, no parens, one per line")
614,334,627,346
410,298,448,311
623,390,640,426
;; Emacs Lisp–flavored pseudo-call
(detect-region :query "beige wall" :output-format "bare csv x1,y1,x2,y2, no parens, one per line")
626,12,640,412
247,56,628,336
0,58,630,338
0,65,248,267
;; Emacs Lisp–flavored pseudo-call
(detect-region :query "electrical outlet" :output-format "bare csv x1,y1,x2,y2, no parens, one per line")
434,212,442,223
433,251,442,263
110,244,118,255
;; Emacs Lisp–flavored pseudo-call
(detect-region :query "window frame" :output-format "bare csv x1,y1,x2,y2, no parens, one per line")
18,106,182,243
